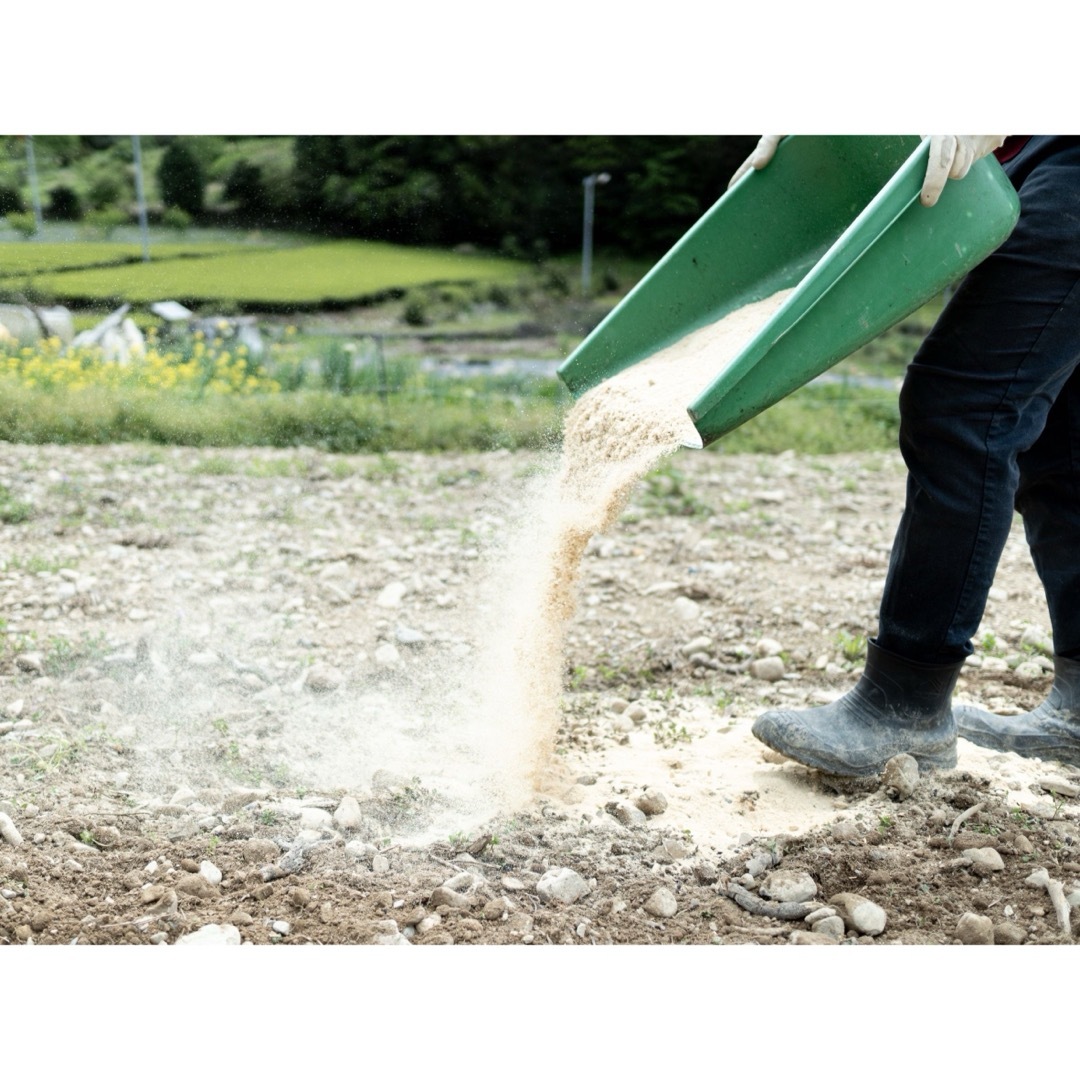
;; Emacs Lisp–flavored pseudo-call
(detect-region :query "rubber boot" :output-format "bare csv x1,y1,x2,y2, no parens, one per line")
955,654,1080,766
751,640,962,777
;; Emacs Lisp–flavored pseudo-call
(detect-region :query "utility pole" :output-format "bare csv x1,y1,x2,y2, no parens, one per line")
581,172,610,297
25,136,44,237
132,135,151,261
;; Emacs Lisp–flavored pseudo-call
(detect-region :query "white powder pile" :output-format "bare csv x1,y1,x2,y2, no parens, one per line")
481,289,793,793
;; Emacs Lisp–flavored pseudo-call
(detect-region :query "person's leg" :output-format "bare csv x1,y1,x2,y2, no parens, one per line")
954,365,1080,765
754,137,1080,775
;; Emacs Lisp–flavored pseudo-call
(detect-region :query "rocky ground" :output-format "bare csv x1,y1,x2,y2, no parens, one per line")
1,439,1078,947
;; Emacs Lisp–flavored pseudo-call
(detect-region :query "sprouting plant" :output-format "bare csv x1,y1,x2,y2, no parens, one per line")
834,629,867,663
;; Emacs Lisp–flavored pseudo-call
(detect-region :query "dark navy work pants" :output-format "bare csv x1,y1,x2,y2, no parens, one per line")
876,136,1080,664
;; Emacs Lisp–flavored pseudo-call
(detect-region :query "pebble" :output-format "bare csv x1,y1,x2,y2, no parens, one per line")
299,807,333,832
955,912,994,945
650,837,694,863
501,876,525,891
634,789,668,816
695,862,720,885
681,636,713,657
963,847,1005,874
1014,660,1045,681
829,892,887,936
790,929,837,945
372,854,390,874
199,860,223,886
643,887,678,918
625,704,647,723
993,922,1027,945
0,812,23,847
882,754,920,800
243,837,280,864
813,916,846,940
750,656,785,682
608,801,647,828
430,886,472,909
805,905,837,925
333,795,363,831
271,920,291,936
754,638,784,658
175,923,242,946
14,653,44,675
673,596,701,621
536,867,591,904
759,870,818,904
376,582,407,608
303,663,344,693
374,643,401,666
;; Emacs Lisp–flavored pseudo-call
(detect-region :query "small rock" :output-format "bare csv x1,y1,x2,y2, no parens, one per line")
199,860,223,886
673,596,700,621
608,801,647,827
304,663,343,693
333,795,363,831
681,636,713,657
993,922,1027,945
372,854,390,874
829,892,887,936
695,861,720,885
759,869,818,904
750,656,785,682
634,789,668,816
288,886,311,908
14,653,44,675
175,923,241,946
242,838,280,864
608,698,629,714
176,874,216,898
501,876,525,891
299,807,333,832
804,906,838,925
813,915,846,940
536,867,591,905
429,886,472,909
376,582,407,608
625,704,647,723
374,643,401,667
1014,660,1045,681
755,638,784,658
0,812,23,847
271,920,291,935
963,847,1005,874
955,912,995,945
882,754,920,800
790,929,837,945
643,887,678,918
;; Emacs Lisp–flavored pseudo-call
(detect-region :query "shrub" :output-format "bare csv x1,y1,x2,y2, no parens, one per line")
0,184,24,215
162,206,192,234
84,207,128,239
158,140,205,216
46,185,82,221
402,297,429,327
6,211,37,238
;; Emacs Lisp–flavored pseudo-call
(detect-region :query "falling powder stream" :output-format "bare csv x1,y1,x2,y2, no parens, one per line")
479,289,794,799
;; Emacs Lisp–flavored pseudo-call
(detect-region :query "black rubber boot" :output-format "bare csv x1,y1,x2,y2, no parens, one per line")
752,640,962,777
955,654,1080,766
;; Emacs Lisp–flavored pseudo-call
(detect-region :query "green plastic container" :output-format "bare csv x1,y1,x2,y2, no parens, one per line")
556,136,1021,447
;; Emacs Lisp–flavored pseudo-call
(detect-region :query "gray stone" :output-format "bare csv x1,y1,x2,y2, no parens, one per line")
14,652,44,675
759,869,818,904
608,801,647,828
199,860,222,886
0,812,23,848
829,892,887,936
430,886,472,909
963,847,1005,874
813,915,846,940
993,922,1027,945
955,912,995,945
271,920,291,935
372,854,390,874
882,754,920,800
304,663,343,693
175,923,241,946
681,636,713,657
643,887,678,918
536,867,590,905
333,796,364,831
750,656,785,682
635,788,668,816
804,905,837,925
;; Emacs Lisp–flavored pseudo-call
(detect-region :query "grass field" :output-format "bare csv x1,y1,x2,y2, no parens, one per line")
2,239,524,310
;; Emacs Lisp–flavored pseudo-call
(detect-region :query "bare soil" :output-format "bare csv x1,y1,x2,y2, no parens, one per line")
1,441,1077,946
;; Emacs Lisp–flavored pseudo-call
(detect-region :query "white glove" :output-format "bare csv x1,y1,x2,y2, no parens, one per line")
727,135,784,189
921,136,1006,207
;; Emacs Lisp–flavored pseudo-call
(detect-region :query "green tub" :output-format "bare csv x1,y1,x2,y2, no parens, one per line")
556,136,1021,447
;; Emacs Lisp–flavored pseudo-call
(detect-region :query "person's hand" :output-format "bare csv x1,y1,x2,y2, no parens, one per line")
728,135,784,189
921,136,1006,207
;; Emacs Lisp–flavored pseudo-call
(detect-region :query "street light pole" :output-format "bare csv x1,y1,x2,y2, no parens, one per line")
131,135,151,262
581,172,610,297
25,136,44,237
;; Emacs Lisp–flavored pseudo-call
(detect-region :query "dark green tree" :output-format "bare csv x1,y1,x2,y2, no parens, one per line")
157,140,205,216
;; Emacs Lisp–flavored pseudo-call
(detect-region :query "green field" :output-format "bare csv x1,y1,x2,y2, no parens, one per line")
7,240,523,309
0,241,242,277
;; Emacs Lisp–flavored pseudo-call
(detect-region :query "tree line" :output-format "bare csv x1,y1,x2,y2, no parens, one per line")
2,135,759,259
